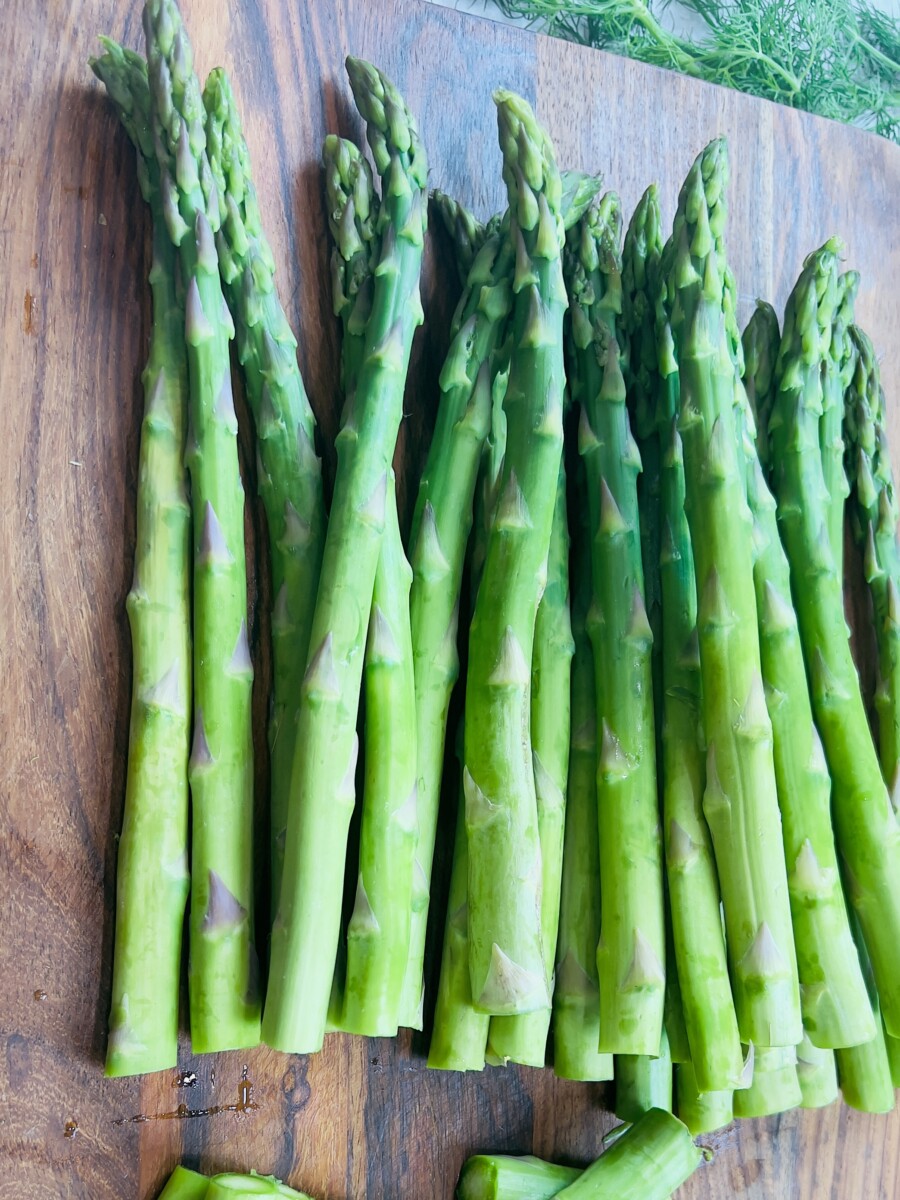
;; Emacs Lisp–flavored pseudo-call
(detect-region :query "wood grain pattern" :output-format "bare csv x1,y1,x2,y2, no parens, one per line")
1,1,898,1197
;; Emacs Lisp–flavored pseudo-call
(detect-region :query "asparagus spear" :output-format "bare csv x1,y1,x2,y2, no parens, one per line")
834,903,896,1114
144,0,258,1052
263,59,428,1053
675,1061,734,1134
464,91,566,1015
320,135,419,1036
615,1029,673,1123
90,41,191,1079
158,1167,209,1200
667,140,801,1048
769,239,900,1035
796,1032,839,1108
489,461,573,1064
431,190,489,285
202,69,326,910
552,468,613,1083
733,1045,802,1118
741,300,780,472
400,226,513,1028
819,270,858,570
844,324,900,805
740,308,874,1049
566,193,665,1055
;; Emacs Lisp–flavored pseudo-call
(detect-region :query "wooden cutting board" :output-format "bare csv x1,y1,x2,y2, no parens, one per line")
1,1,899,1197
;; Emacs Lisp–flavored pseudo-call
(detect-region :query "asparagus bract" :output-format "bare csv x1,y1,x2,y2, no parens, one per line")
464,91,566,1015
144,0,258,1052
566,193,665,1055
769,239,900,1035
263,59,427,1052
203,69,326,910
90,41,192,1079
667,140,801,1048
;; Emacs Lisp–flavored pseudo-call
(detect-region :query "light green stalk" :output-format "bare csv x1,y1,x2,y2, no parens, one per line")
667,140,801,1048
144,0,258,1053
819,270,858,570
741,300,780,472
675,1061,733,1134
400,227,514,1028
740,311,873,1049
566,193,665,1056
464,91,566,1015
202,70,325,910
615,1029,673,1123
844,325,900,806
90,41,191,1079
552,470,614,1083
489,463,573,1064
769,239,900,1035
733,1045,802,1118
263,59,427,1053
158,1167,209,1200
796,1032,839,1108
206,1174,313,1199
457,1156,579,1200
835,907,896,1114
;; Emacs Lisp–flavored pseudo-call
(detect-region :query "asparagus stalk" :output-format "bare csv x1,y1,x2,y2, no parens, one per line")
796,1032,839,1108
263,59,428,1053
615,1029,673,1123
158,1167,210,1200
740,311,874,1049
90,41,191,1079
489,462,573,1064
667,140,801,1048
566,193,666,1055
819,270,858,570
144,0,258,1052
202,69,325,910
834,906,896,1114
457,1157,579,1200
206,1175,313,1198
769,239,900,1035
464,91,566,1015
886,1024,900,1088
431,190,489,285
741,300,780,472
552,469,613,1083
400,226,513,1028
733,1045,802,1118
675,1061,734,1134
844,324,900,804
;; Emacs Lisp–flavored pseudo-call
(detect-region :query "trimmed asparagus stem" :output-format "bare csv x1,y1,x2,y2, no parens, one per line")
90,41,192,1079
796,1032,839,1108
552,471,614,1083
206,1175,313,1199
739,315,873,1049
733,1045,802,1118
489,462,573,1064
615,1029,673,1123
144,0,258,1053
400,231,513,1029
667,140,801,1048
675,1061,734,1134
457,1156,580,1200
263,58,427,1053
844,325,900,806
566,193,666,1056
158,1167,210,1200
835,907,896,1114
464,91,566,1016
202,70,326,911
819,271,858,571
741,300,781,472
769,239,900,1036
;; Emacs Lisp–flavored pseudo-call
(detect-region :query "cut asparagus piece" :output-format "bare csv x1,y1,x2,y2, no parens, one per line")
796,1032,839,1108
566,193,665,1055
733,1045,802,1118
675,1061,734,1134
206,1174,313,1199
90,40,192,1079
158,1167,210,1200
615,1029,673,1123
203,69,326,911
769,239,900,1035
144,0,258,1053
263,58,427,1053
464,91,566,1016
489,461,573,1064
457,1156,579,1200
667,140,801,1048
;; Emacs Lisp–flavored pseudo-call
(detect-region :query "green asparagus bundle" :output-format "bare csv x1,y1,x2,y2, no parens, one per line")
464,91,566,1016
202,70,326,910
144,0,258,1053
263,59,427,1053
91,38,191,1080
566,193,666,1056
667,139,801,1048
769,239,900,1035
